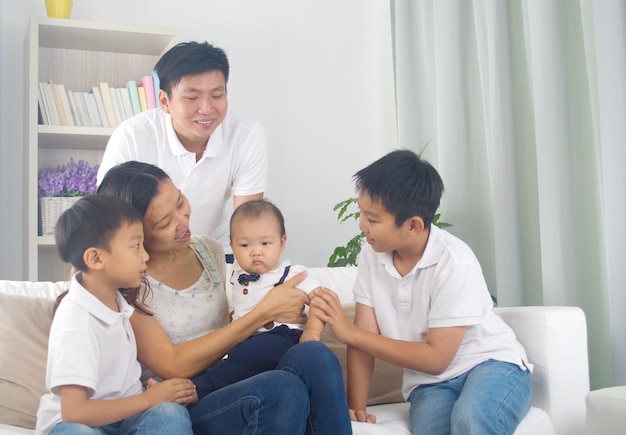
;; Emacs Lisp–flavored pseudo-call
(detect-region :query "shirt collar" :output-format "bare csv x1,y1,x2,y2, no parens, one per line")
67,273,135,325
165,111,225,158
376,224,445,276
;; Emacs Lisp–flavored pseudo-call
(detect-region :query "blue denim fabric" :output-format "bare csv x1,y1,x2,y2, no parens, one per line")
48,402,192,434
409,360,531,435
188,341,352,435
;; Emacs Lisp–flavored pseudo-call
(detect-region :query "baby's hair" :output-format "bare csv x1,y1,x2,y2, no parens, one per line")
53,194,150,316
354,149,444,227
230,199,286,239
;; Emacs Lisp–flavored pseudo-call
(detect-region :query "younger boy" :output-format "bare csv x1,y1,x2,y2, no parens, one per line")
36,194,196,435
190,199,324,398
315,150,532,435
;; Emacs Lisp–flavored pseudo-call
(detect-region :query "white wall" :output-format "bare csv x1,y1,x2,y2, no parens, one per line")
0,0,397,279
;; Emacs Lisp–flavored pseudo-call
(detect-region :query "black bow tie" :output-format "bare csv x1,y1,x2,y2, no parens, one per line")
238,273,261,285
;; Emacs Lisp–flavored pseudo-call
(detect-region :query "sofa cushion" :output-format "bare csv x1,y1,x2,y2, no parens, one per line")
321,303,404,405
0,293,56,429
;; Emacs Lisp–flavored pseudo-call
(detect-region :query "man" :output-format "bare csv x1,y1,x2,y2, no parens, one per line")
97,41,267,260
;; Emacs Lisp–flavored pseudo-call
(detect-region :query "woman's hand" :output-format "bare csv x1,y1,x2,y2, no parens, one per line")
309,287,358,344
256,272,309,325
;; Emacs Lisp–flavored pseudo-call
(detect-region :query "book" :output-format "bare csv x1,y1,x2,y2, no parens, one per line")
90,86,109,128
137,86,148,112
84,91,103,128
125,80,141,115
49,81,68,126
150,70,160,108
97,83,117,127
138,75,156,109
56,84,75,126
67,90,83,126
118,87,134,120
109,87,124,124
38,82,51,125
75,92,92,127
42,83,60,125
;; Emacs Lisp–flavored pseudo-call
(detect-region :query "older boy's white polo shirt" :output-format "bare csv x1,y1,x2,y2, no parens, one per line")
36,274,142,434
353,225,529,400
97,108,268,251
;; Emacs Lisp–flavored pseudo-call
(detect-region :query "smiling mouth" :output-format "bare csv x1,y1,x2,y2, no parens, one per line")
196,120,214,127
175,230,190,241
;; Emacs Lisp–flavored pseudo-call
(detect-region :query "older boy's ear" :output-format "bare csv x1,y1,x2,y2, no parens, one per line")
407,216,425,234
83,247,104,270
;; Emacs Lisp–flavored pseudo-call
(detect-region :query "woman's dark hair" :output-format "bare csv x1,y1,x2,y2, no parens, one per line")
97,161,170,216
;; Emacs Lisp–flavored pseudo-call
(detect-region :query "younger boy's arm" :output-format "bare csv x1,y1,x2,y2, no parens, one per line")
58,378,196,427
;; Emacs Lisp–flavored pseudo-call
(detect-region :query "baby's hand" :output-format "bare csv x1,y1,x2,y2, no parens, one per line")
144,378,196,405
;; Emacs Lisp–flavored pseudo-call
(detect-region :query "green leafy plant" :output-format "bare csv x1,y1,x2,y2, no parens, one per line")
327,197,450,267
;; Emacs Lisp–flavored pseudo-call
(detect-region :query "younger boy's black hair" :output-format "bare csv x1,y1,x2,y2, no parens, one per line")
154,41,230,96
230,199,286,239
55,194,144,272
354,149,444,228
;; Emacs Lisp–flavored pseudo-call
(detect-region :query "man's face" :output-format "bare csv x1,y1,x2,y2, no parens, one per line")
159,70,228,150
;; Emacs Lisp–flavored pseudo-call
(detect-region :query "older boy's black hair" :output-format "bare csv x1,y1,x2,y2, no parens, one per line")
354,149,444,228
55,194,143,272
154,41,230,96
230,199,286,239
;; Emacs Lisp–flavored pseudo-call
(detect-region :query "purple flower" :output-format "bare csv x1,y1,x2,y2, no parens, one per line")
38,159,99,197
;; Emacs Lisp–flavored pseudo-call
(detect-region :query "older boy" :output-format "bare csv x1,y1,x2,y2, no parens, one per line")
36,194,195,435
315,149,532,435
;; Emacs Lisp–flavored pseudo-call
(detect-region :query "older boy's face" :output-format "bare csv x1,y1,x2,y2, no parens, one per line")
358,192,406,253
159,70,228,152
101,221,150,290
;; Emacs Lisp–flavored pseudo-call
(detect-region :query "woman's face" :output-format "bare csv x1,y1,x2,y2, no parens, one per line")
142,178,192,254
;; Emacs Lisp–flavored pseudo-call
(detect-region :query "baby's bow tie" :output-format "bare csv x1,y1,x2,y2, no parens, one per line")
238,273,261,285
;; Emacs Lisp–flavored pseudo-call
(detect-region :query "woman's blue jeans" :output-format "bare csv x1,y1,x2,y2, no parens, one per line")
48,402,192,434
409,360,531,435
187,341,352,435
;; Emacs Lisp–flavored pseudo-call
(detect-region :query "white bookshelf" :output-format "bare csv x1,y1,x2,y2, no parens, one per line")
24,17,181,281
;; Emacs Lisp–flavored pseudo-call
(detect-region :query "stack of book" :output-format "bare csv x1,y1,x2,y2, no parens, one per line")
37,71,160,128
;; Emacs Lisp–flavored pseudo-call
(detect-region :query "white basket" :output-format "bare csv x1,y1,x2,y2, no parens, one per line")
40,196,81,236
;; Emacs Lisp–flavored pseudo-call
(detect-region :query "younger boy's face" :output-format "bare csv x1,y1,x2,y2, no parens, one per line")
358,192,406,253
230,213,286,276
101,221,150,289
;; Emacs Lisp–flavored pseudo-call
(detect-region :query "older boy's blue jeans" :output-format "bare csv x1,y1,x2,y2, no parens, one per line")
409,359,531,435
188,341,352,434
48,402,192,434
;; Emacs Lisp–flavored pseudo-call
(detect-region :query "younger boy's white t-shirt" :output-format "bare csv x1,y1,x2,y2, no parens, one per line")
36,274,143,435
353,225,530,400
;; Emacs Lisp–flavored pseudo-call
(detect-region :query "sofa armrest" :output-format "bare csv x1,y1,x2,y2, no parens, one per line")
495,306,589,435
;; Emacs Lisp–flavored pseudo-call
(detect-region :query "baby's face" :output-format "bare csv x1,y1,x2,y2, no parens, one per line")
230,213,286,275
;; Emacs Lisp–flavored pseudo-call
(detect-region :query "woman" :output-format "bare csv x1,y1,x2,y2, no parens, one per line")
97,161,352,434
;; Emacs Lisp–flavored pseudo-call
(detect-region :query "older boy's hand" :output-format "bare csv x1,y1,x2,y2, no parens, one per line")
350,408,377,424
310,287,357,344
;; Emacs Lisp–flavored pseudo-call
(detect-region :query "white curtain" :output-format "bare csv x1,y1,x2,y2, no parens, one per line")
391,0,625,390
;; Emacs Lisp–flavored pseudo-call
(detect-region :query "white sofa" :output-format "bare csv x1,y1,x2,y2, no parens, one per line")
0,266,590,434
